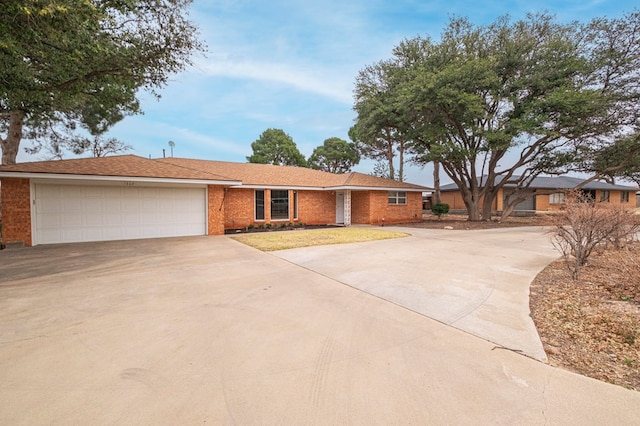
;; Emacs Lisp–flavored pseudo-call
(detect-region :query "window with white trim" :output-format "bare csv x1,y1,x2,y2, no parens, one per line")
388,191,407,205
255,190,265,220
270,190,289,220
549,192,565,204
293,190,298,219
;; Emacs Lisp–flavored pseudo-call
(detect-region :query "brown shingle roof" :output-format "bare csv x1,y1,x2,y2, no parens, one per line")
0,155,430,190
0,155,237,182
337,172,428,190
158,158,429,190
159,158,345,187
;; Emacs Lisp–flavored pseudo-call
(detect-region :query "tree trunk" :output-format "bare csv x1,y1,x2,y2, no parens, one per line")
387,149,395,180
433,161,441,205
0,111,24,165
481,194,494,221
466,201,482,221
461,189,482,221
500,203,517,222
398,142,404,182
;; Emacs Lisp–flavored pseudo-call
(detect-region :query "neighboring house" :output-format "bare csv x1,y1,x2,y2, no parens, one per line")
440,175,638,212
0,155,428,247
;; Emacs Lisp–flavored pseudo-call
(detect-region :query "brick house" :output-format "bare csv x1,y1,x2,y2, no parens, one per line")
0,155,428,246
439,175,638,213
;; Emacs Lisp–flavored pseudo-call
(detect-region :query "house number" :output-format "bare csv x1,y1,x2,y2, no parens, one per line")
125,181,135,187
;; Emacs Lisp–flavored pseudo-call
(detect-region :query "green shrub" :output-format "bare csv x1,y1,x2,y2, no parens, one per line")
431,203,450,219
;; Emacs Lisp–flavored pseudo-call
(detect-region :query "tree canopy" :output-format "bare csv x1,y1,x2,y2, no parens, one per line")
351,58,411,182
0,0,204,164
247,128,307,167
353,12,640,220
308,137,360,173
587,133,640,185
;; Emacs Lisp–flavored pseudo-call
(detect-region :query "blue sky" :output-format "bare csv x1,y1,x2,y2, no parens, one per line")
22,0,638,186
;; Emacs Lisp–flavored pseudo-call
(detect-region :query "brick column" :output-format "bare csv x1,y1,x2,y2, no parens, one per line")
1,178,32,247
207,186,225,235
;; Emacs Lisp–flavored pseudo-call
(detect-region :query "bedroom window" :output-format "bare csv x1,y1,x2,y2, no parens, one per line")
388,191,407,205
549,192,565,204
621,192,630,203
255,190,265,220
271,190,289,220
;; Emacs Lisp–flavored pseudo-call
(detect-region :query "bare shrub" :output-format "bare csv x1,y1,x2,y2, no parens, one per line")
618,244,640,301
548,191,640,279
607,207,640,249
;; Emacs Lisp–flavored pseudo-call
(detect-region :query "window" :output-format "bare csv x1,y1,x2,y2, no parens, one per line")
388,191,407,205
293,190,298,220
549,192,565,204
270,190,289,220
600,190,610,202
620,191,629,203
255,190,265,220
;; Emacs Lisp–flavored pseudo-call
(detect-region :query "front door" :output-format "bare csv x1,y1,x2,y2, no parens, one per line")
336,191,344,224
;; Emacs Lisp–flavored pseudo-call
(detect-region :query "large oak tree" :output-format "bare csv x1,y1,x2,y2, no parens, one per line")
351,59,412,182
354,12,640,220
0,0,204,164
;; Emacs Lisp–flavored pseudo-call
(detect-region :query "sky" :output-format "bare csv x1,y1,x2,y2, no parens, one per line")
20,0,638,186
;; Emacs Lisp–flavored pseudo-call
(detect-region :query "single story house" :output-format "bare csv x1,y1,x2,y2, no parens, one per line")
439,175,638,212
0,155,429,247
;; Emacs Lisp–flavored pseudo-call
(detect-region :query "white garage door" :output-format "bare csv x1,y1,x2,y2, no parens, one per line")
34,184,206,244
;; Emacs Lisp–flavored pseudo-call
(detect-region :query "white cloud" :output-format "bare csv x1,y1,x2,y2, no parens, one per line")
197,57,353,104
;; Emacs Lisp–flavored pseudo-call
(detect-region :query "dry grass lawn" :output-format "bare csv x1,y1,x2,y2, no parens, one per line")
231,227,409,251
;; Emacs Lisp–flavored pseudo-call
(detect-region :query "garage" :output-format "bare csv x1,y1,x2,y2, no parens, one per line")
33,183,207,245
503,189,535,211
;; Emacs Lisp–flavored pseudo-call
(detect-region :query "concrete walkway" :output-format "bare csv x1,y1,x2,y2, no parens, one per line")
275,226,559,360
0,235,638,424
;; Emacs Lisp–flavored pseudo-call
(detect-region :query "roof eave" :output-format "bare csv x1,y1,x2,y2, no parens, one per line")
326,185,430,192
0,172,241,186
229,184,325,190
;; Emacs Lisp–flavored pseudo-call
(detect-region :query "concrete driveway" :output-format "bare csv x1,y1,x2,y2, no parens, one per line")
275,226,559,361
0,233,639,424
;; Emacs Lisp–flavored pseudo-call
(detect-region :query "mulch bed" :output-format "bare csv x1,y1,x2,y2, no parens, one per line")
396,214,547,230
530,243,640,391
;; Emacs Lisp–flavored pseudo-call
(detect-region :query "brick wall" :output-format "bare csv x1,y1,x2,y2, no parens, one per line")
221,188,423,229
223,188,336,229
224,188,255,228
207,186,225,235
369,191,422,225
440,191,466,210
298,191,335,224
1,178,32,247
351,191,370,224
605,190,634,206
534,193,552,211
352,191,422,225
439,190,500,211
537,190,635,212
